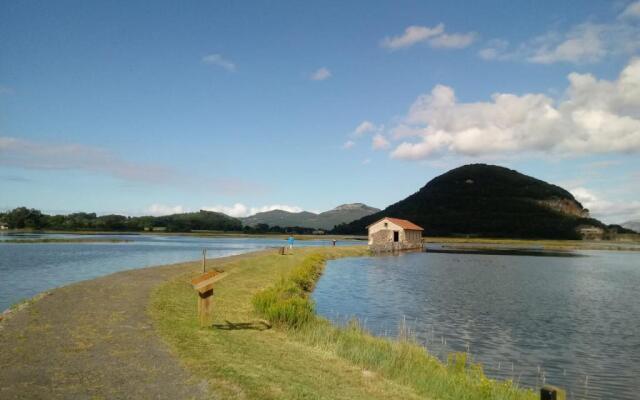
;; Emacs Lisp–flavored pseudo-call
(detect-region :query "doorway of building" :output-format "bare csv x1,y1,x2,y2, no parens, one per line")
393,231,399,242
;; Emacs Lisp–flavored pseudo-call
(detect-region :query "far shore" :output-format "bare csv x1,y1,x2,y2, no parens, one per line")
423,236,640,251
0,229,368,241
2,237,133,244
3,229,640,251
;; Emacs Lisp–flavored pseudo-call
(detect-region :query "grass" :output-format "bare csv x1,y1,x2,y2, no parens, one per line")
423,236,640,251
149,246,540,399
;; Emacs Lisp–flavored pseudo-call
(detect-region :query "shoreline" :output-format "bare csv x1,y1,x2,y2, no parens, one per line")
1,246,538,399
2,237,132,244
0,229,368,241
150,246,539,399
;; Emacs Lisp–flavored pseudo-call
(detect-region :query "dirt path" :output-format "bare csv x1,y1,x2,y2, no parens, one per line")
0,253,259,399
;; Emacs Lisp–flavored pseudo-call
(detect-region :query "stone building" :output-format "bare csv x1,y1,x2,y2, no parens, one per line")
577,225,605,240
367,217,424,252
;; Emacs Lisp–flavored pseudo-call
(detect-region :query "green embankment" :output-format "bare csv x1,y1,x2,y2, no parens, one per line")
149,246,537,400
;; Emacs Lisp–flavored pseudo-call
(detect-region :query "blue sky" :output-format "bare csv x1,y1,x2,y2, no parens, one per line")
1,0,640,223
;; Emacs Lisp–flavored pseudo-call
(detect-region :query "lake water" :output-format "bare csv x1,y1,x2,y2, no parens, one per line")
313,250,640,400
0,233,352,311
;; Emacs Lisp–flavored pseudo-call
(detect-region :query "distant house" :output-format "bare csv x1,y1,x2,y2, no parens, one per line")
0,222,8,230
577,225,605,241
367,217,423,252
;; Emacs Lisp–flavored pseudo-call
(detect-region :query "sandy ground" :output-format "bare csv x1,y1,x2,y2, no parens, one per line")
0,254,259,399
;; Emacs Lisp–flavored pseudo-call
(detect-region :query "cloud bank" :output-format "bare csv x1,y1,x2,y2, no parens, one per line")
0,136,175,184
202,203,303,218
479,5,640,64
389,58,640,160
571,187,640,223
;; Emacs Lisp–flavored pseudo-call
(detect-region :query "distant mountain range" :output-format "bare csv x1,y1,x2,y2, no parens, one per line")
240,203,380,230
622,220,640,233
333,164,608,239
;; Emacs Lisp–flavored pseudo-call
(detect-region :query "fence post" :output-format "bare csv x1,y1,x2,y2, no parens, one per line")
202,248,207,272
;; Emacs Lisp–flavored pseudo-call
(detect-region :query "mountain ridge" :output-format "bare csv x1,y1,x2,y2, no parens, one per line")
241,203,380,230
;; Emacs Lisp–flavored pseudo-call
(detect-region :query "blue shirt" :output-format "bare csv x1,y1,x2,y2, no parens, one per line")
288,237,294,245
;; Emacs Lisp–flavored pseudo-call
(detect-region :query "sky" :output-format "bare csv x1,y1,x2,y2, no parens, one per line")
1,0,640,224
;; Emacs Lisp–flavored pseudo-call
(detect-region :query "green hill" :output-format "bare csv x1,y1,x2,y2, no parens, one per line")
333,164,604,239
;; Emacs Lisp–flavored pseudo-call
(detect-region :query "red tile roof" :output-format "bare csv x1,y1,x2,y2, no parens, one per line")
367,217,424,231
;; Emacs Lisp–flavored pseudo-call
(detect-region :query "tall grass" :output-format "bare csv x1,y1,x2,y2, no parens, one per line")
252,251,537,400
252,253,325,328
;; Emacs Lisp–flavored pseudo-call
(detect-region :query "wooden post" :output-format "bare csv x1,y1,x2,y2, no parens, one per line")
202,249,207,272
191,270,226,328
197,287,213,327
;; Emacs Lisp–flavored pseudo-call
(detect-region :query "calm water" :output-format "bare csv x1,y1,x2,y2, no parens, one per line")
313,250,640,400
0,233,352,311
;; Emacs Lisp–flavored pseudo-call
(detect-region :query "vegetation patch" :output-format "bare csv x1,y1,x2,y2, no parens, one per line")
252,250,536,400
151,247,539,399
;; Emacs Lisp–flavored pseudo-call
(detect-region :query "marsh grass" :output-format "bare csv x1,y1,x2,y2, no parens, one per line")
151,247,538,399
252,249,537,400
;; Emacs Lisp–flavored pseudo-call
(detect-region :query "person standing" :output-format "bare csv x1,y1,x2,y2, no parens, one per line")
287,236,294,253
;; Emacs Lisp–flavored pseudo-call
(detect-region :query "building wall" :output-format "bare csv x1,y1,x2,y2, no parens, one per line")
368,219,423,252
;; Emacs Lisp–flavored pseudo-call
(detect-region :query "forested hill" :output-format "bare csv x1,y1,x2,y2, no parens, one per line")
0,208,242,232
333,164,605,239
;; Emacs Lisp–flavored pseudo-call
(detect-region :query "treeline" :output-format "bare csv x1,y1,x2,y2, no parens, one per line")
0,207,241,232
240,224,322,235
0,207,329,234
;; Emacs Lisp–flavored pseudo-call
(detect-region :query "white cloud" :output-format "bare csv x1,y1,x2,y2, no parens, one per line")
527,23,607,64
203,203,303,218
480,15,640,64
389,58,640,160
146,204,186,216
478,39,510,60
353,120,381,136
310,67,331,81
372,134,390,150
380,24,475,50
571,187,640,223
342,140,356,149
0,136,176,184
620,1,640,19
202,203,249,218
429,32,477,49
380,24,444,49
202,54,236,71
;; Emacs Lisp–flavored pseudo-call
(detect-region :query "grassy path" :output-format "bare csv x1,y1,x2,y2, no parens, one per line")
150,246,537,400
150,246,424,399
0,257,219,399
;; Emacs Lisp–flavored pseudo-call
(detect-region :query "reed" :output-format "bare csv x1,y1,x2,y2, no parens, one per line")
252,250,537,400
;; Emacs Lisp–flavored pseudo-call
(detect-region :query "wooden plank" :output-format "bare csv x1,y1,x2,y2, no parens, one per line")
191,271,226,292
